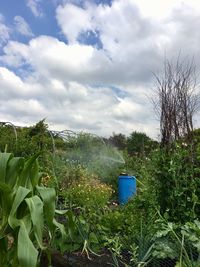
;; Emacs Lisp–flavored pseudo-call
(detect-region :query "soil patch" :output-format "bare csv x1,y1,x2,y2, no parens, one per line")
40,249,126,267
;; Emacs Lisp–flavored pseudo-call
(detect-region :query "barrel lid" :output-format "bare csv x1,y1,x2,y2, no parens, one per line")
120,172,128,176
119,174,135,179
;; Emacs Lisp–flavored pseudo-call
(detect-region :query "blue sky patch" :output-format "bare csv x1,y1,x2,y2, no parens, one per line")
78,30,103,49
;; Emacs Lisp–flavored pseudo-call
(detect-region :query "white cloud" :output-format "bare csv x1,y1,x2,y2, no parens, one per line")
0,67,41,99
26,0,43,17
56,3,94,43
1,0,200,138
0,36,113,84
0,14,10,46
0,64,156,137
1,41,29,67
132,0,200,19
14,16,34,37
55,0,200,63
54,1,168,85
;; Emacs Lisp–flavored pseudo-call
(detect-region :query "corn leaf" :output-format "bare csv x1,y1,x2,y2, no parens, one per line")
22,214,32,234
29,159,41,187
53,218,67,242
0,153,12,183
18,154,39,189
18,221,38,267
0,181,11,193
6,157,24,188
8,186,30,229
25,195,44,249
55,209,68,215
36,186,56,229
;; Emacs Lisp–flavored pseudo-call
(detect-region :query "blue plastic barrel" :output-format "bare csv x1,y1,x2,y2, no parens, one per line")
118,174,136,205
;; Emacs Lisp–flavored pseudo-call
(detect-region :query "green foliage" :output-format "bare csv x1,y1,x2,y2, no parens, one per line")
54,172,114,255
55,156,88,188
0,121,125,187
55,133,124,189
0,120,50,156
127,131,158,156
108,133,127,150
0,120,65,178
96,136,200,264
97,202,158,266
103,235,123,259
53,210,100,256
63,133,101,164
0,152,65,267
181,220,200,255
0,124,17,153
152,216,200,266
100,210,124,233
61,177,113,213
2,120,200,265
153,143,200,222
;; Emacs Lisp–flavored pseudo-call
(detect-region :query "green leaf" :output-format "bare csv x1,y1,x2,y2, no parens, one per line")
55,209,68,215
18,221,38,267
66,210,76,239
0,181,11,193
36,186,56,229
0,153,12,183
18,154,40,189
25,195,44,249
22,214,32,234
8,186,30,229
53,218,67,242
89,232,99,244
29,159,41,187
6,157,24,188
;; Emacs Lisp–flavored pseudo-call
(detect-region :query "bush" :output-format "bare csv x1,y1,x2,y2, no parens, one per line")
152,143,200,223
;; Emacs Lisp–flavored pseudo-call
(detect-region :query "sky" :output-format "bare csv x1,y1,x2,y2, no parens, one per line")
0,0,200,139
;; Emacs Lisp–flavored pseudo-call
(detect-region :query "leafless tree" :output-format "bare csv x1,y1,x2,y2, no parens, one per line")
153,56,200,146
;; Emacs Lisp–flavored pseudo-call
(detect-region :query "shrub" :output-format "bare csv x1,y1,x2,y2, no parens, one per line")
153,144,200,223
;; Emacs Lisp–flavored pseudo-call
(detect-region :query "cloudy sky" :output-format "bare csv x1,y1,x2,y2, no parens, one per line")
0,0,200,139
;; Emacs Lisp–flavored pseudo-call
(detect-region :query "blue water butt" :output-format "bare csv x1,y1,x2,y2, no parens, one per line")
118,174,136,205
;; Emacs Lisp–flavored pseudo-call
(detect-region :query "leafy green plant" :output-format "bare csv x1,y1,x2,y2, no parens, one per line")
0,152,65,267
53,210,100,258
152,214,200,266
128,223,155,266
61,177,113,213
54,175,113,257
104,235,123,258
56,159,89,188
100,210,124,233
152,143,200,223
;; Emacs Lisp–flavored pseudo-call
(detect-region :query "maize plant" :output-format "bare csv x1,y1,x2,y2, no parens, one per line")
0,152,65,267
